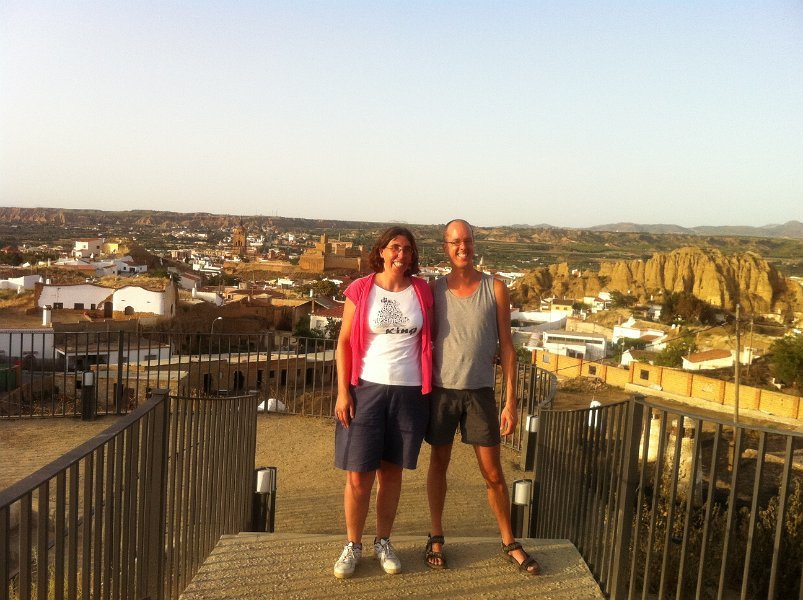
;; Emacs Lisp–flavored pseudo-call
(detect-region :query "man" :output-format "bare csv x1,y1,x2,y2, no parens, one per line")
424,218,540,575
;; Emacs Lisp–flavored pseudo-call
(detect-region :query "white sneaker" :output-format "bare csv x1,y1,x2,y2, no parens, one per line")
374,537,402,574
334,542,362,579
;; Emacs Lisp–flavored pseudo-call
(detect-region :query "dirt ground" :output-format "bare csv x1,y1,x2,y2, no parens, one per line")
0,412,527,543
255,412,527,538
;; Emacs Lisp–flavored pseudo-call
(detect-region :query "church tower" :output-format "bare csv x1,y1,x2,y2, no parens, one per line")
231,219,248,257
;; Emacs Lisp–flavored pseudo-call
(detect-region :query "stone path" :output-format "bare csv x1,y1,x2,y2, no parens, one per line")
180,533,604,600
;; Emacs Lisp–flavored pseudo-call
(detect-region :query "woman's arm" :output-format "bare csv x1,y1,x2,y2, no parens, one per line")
335,298,357,428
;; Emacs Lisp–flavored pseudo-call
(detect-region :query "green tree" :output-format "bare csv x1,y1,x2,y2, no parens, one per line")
613,337,648,361
516,347,534,364
660,291,717,325
610,290,638,308
654,337,697,368
302,279,339,298
293,315,322,339
768,334,803,387
324,317,342,340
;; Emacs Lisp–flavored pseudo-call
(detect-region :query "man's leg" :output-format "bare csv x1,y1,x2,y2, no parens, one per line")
426,443,453,565
474,444,537,572
375,460,403,540
344,470,376,544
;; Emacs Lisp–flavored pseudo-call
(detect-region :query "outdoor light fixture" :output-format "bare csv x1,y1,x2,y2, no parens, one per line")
511,479,533,538
210,316,223,335
525,414,539,433
512,479,532,506
252,466,278,532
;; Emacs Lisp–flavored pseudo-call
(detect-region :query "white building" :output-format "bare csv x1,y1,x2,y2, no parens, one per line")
190,288,225,306
0,328,55,364
73,238,104,259
55,337,171,371
37,282,177,317
112,284,177,317
37,283,113,311
309,303,345,337
682,349,734,371
612,317,672,349
510,310,568,350
542,329,608,361
115,257,148,275
0,275,43,292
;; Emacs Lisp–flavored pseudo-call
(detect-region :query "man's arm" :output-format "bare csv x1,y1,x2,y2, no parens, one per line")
493,278,518,436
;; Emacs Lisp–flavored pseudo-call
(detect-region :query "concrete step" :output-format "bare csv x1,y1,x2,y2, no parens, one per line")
180,533,603,599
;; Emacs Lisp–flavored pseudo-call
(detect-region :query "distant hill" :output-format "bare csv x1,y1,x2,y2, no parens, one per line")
589,220,803,239
1,207,800,239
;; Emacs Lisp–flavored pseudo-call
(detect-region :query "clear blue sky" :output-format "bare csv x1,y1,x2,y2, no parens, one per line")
2,1,801,228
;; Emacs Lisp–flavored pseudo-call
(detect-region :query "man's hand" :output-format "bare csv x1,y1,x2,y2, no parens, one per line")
335,391,355,428
500,402,518,436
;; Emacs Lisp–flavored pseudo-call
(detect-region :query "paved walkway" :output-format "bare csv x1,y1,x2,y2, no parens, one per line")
180,533,604,600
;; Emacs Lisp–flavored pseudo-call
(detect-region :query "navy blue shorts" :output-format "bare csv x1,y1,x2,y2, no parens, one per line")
334,380,429,472
425,386,501,447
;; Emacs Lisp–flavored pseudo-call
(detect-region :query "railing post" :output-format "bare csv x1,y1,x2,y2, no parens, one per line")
145,389,170,600
510,479,532,538
116,333,125,414
528,409,547,538
609,394,645,599
519,412,539,471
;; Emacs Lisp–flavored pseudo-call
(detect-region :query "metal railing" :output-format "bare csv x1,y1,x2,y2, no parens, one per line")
497,361,557,452
0,390,258,600
0,331,336,419
530,394,803,599
1,331,555,428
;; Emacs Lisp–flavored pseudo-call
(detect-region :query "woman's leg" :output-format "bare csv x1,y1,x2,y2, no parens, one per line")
375,460,403,540
344,469,376,544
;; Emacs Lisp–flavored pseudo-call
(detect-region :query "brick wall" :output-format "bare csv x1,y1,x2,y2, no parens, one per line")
532,350,801,420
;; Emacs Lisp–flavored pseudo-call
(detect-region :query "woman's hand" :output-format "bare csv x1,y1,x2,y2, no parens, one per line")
335,390,355,428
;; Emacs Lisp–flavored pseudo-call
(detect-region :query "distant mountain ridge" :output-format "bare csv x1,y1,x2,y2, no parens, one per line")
587,220,803,239
0,207,800,239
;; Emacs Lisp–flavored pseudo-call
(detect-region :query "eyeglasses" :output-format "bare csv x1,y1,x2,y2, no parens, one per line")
444,238,473,247
385,244,413,255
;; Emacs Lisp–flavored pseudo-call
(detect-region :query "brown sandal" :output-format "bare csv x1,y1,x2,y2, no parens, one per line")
425,534,447,569
501,541,541,575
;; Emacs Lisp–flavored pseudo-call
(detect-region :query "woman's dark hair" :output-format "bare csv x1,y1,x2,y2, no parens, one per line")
368,226,420,276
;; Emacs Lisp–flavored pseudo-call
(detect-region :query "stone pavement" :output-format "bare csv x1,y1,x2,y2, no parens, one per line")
180,533,604,600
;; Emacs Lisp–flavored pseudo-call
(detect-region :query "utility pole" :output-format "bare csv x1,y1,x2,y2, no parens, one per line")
745,316,754,377
734,304,740,424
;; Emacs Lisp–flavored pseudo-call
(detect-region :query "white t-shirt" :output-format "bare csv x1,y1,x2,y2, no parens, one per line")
360,284,423,386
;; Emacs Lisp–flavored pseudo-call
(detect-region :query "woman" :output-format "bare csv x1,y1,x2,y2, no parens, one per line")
333,226,432,579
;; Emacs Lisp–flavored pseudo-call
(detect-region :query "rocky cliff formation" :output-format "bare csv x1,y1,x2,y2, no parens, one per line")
512,247,803,316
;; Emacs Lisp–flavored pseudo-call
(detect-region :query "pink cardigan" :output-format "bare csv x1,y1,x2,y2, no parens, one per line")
344,274,433,394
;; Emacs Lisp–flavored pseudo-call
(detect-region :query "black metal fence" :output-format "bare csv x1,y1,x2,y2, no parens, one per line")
0,331,336,419
0,331,555,436
0,390,258,600
497,361,557,453
530,394,803,599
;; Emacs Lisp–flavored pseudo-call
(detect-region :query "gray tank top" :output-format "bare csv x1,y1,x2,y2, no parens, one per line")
432,272,498,389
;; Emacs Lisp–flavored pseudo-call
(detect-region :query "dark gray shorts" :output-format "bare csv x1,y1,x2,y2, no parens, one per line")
425,386,501,447
334,380,429,472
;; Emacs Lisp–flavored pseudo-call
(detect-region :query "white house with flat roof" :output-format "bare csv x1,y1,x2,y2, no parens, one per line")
542,329,609,361
73,238,104,259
